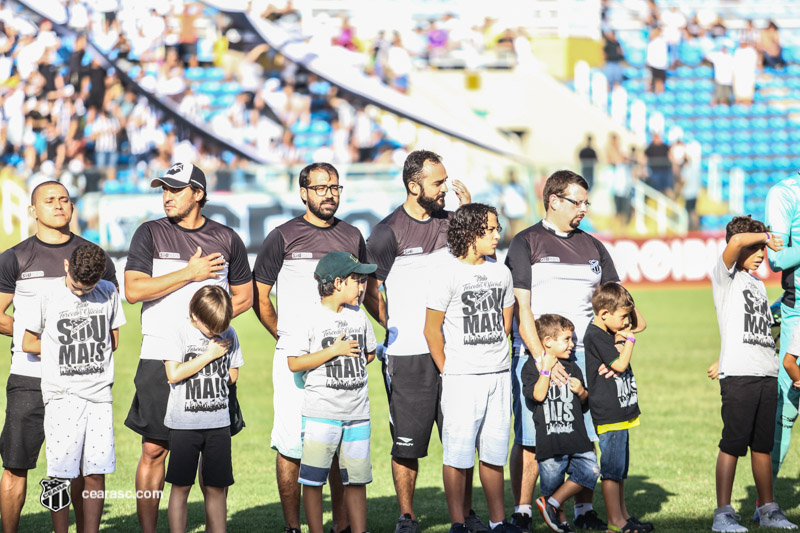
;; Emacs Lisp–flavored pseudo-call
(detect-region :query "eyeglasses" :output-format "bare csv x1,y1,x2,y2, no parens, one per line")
557,195,591,208
304,185,344,196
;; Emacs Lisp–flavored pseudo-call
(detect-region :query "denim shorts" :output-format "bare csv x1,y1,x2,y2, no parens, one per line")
538,450,600,497
598,429,629,481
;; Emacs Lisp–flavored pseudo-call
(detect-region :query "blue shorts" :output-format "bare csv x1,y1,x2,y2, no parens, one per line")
513,346,597,446
299,417,372,486
538,450,599,497
598,429,629,481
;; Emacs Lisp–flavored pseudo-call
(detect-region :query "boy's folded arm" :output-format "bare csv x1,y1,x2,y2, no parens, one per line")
164,350,218,384
22,329,41,355
287,345,340,372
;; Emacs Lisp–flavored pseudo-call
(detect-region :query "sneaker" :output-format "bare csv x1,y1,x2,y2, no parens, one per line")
759,505,798,530
331,528,352,533
450,523,470,533
489,521,523,533
536,497,564,533
466,510,489,533
753,507,760,525
284,529,301,533
396,514,420,533
628,516,654,532
712,511,748,532
559,522,576,533
510,512,533,532
573,510,607,530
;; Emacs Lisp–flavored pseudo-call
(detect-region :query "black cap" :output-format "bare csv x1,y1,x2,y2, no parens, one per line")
151,162,206,191
315,252,377,284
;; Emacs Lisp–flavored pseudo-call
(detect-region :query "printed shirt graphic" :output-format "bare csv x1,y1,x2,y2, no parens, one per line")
766,175,800,314
426,255,515,374
521,358,591,461
25,278,125,404
367,206,452,356
505,221,619,353
252,216,366,347
584,323,641,425
0,234,117,378
281,303,377,420
125,217,252,360
162,320,244,430
711,256,778,377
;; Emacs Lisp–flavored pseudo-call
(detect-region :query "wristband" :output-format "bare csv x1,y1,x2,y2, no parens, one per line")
765,232,771,243
540,369,551,377
626,336,636,344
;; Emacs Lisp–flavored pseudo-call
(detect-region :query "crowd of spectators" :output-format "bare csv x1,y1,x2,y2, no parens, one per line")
603,2,789,103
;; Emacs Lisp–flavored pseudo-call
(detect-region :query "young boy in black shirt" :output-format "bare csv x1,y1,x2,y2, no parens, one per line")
584,282,650,533
522,314,598,533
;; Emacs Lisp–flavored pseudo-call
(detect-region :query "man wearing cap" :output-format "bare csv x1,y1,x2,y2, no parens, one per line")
253,162,366,533
362,150,476,533
0,181,117,533
124,162,253,533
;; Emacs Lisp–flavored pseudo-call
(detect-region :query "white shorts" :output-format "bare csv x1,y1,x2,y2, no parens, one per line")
271,347,306,459
441,371,511,469
44,396,115,478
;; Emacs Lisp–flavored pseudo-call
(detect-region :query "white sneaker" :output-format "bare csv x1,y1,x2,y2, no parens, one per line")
712,510,748,533
759,505,798,530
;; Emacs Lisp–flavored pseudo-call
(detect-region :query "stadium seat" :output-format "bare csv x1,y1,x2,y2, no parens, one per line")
185,67,205,81
198,81,221,94
204,67,225,81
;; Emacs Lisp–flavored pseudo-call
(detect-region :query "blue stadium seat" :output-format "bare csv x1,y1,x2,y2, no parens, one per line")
751,117,769,130
696,131,713,143
769,116,788,129
732,130,750,143
198,81,221,94
676,104,693,117
715,130,733,143
750,104,769,116
753,131,770,143
732,117,750,130
185,67,205,81
695,66,713,78
214,94,236,107
711,105,732,117
772,130,789,142
678,42,703,66
310,120,331,134
204,67,225,81
732,143,750,156
221,82,240,94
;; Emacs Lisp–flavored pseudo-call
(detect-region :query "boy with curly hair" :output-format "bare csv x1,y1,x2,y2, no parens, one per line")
709,215,796,532
424,203,519,532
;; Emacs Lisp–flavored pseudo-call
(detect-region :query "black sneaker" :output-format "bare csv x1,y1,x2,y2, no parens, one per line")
331,528,353,533
536,497,564,533
510,512,532,532
396,513,420,533
628,516,654,532
284,529,301,533
574,510,607,530
559,522,576,533
465,510,489,533
450,523,470,533
489,521,523,533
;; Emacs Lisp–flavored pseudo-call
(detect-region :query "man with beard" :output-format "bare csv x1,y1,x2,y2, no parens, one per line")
505,170,623,531
124,162,253,533
0,181,117,533
362,150,479,533
253,162,366,533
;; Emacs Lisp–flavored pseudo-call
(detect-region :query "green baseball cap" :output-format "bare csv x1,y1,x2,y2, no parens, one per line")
315,252,377,284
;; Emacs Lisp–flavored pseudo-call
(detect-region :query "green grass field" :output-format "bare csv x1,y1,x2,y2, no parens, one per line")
2,285,799,532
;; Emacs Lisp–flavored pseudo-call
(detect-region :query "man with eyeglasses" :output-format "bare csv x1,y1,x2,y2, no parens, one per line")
254,162,367,533
505,170,621,532
124,162,253,533
0,181,118,533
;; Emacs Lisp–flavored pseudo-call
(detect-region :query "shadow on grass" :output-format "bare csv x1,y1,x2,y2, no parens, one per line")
743,474,800,512
233,486,448,532
626,474,674,517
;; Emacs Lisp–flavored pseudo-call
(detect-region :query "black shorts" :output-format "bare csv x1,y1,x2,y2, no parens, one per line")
125,359,170,442
719,376,777,457
0,375,45,470
650,66,667,83
166,427,233,487
383,353,442,459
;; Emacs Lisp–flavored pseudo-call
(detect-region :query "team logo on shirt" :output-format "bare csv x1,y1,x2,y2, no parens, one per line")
401,247,423,256
291,252,313,259
55,305,109,376
589,260,601,275
40,478,71,512
742,286,775,349
21,270,44,279
182,343,231,413
461,278,506,346
539,257,560,263
544,382,577,435
321,328,367,390
159,252,181,259
615,373,639,409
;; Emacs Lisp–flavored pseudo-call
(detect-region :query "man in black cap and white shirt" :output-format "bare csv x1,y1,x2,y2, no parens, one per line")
124,162,253,533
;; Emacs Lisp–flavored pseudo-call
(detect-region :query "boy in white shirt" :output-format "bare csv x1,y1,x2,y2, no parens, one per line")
22,243,125,533
423,203,518,533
